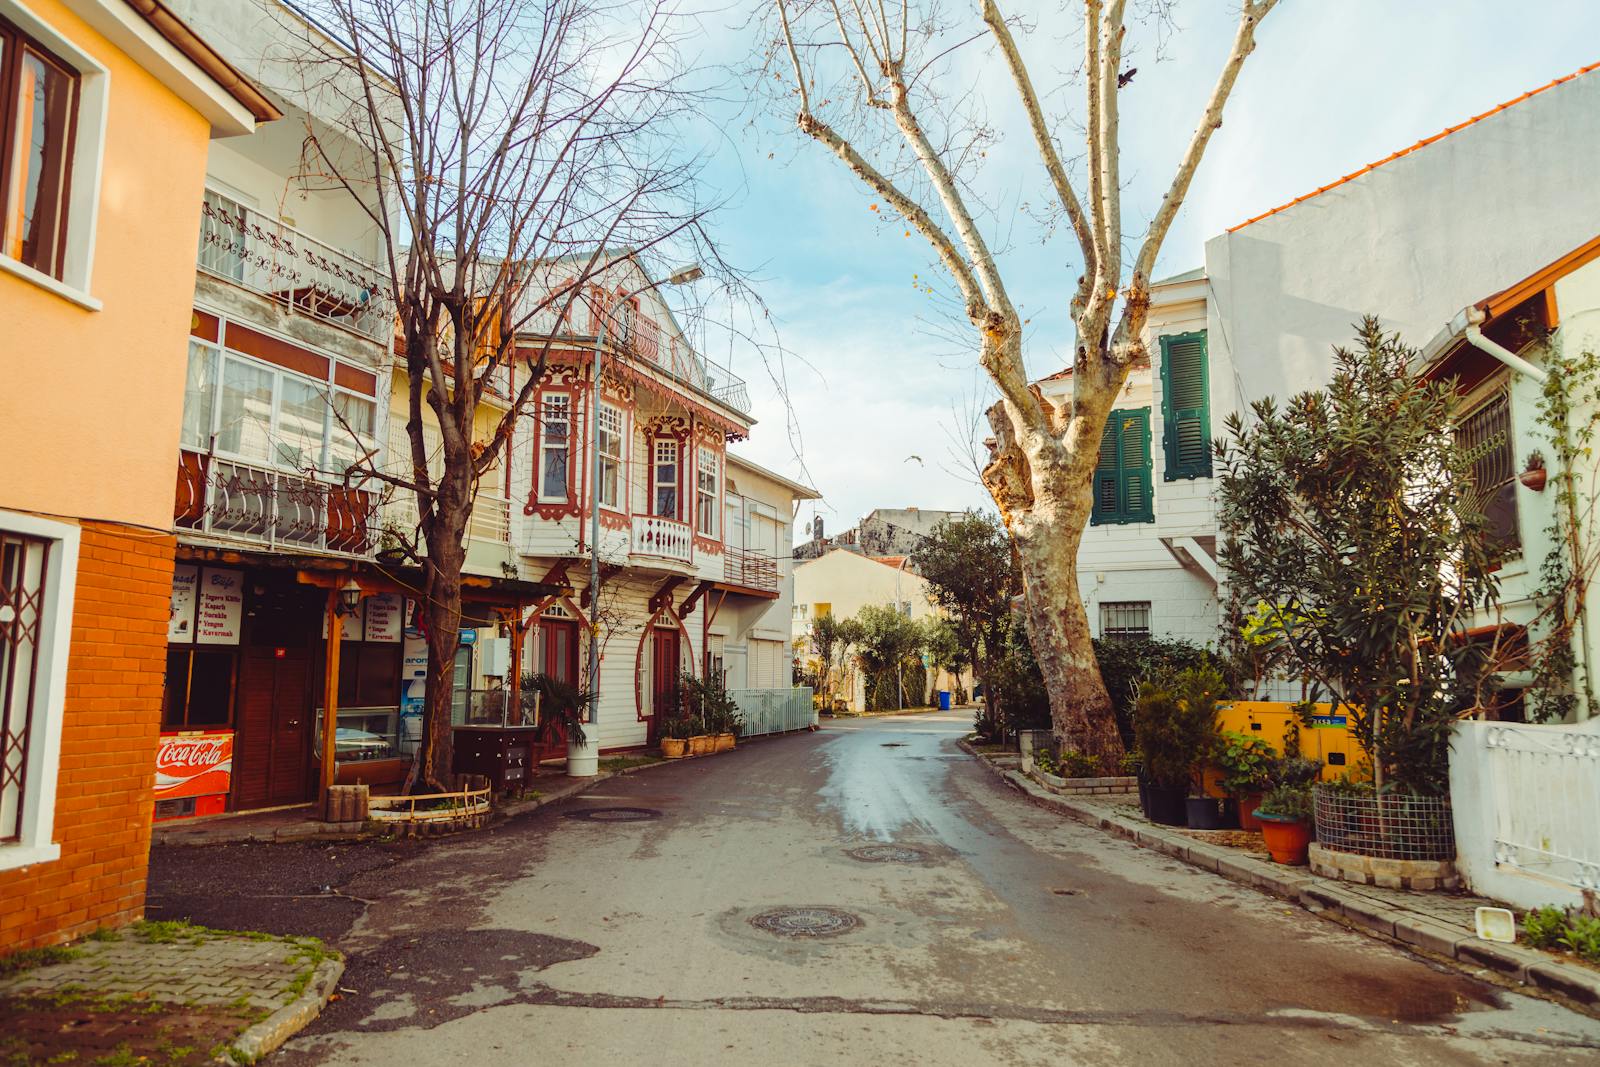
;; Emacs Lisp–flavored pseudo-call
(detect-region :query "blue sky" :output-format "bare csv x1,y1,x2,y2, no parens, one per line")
675,1,1600,539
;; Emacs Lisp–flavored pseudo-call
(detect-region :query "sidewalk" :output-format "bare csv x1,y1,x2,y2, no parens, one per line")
961,742,1600,1015
0,921,343,1065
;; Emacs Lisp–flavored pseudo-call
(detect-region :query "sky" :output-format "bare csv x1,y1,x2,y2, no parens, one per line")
665,1,1600,540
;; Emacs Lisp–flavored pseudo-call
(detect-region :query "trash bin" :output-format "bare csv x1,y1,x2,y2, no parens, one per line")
938,690,952,711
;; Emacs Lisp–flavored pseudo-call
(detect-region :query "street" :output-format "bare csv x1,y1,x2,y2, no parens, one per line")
149,711,1600,1065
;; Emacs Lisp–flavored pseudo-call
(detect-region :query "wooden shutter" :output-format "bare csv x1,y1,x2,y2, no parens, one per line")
1091,409,1154,526
1161,331,1211,480
1092,418,1121,526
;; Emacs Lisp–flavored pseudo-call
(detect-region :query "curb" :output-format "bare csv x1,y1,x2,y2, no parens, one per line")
224,956,345,1064
957,740,1600,1014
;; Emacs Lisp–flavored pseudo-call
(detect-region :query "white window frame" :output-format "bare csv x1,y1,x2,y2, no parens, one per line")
652,438,679,519
0,509,78,871
537,392,572,503
0,0,108,310
596,402,625,512
695,447,719,538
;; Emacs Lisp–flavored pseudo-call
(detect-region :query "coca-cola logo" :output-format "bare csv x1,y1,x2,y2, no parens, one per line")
158,736,230,769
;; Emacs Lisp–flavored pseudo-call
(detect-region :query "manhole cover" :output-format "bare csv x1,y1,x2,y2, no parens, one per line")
563,807,662,822
880,742,906,748
847,845,929,864
749,906,861,939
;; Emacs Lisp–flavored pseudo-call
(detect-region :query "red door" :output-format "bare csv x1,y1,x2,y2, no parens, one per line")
535,618,579,761
649,626,681,742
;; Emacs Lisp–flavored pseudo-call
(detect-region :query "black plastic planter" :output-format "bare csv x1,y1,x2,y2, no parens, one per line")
1185,795,1240,830
1143,782,1188,826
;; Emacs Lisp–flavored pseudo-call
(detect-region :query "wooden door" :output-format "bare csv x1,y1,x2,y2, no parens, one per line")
533,618,578,760
235,647,312,809
649,626,681,740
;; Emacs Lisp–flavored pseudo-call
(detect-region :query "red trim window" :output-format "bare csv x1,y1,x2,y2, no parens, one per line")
651,437,679,519
0,18,79,279
537,392,572,503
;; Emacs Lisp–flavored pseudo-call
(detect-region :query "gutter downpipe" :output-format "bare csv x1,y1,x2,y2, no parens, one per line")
1459,309,1594,718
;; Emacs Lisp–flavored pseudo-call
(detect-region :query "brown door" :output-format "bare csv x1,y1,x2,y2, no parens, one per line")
649,626,681,741
235,647,313,809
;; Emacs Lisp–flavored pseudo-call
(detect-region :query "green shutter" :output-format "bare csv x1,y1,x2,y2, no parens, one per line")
1091,408,1154,526
1160,331,1212,480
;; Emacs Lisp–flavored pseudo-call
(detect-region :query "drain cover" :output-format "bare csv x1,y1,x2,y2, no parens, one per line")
563,807,662,822
880,742,906,748
749,906,861,939
847,845,929,864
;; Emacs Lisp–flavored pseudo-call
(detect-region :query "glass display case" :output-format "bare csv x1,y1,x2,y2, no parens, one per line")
314,706,400,762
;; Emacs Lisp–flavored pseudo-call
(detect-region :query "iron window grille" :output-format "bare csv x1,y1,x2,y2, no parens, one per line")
1100,601,1152,641
0,529,49,844
1456,389,1520,560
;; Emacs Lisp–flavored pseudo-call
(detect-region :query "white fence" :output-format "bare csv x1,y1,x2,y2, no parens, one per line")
1450,718,1600,909
733,687,815,739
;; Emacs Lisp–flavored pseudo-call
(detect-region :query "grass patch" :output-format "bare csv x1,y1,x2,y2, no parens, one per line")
129,921,208,946
0,945,84,976
599,755,663,772
84,928,121,944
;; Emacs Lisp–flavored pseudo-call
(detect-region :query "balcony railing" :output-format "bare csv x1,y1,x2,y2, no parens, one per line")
631,514,693,563
610,311,751,416
724,547,779,594
198,192,393,344
176,451,374,555
383,492,512,547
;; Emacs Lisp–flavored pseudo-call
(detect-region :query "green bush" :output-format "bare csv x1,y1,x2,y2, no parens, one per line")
1133,666,1225,790
1558,916,1600,962
1059,750,1102,778
1257,783,1313,821
1092,636,1223,748
1215,731,1277,794
1523,907,1568,949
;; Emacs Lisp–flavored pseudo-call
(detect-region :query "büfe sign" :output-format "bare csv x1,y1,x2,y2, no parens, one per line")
155,731,233,800
195,567,243,645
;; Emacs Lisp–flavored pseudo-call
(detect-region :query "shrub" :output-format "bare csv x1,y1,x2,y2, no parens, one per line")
1523,907,1568,949
1059,750,1102,778
680,671,743,735
1215,731,1277,794
1032,748,1059,776
1257,783,1313,822
1271,756,1323,789
1093,636,1221,748
1133,666,1225,790
1558,916,1600,963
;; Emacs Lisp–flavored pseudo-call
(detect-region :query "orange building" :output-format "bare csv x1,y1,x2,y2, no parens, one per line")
0,0,275,953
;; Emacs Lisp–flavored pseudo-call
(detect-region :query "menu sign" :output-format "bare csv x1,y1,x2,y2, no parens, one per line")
322,604,362,640
155,731,233,800
168,564,198,641
364,593,402,643
196,568,243,645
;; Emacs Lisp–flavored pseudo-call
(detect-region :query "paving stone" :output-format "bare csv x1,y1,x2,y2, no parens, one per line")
1337,894,1401,937
1527,961,1600,1006
1394,917,1467,958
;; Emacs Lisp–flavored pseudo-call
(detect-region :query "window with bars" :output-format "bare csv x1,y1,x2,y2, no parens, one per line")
653,439,679,518
696,448,719,537
538,394,570,502
1160,331,1212,480
0,513,75,870
1100,601,1152,640
1092,409,1154,525
597,403,624,510
1456,389,1520,559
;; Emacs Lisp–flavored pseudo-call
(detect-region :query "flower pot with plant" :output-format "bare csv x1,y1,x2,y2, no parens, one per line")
1133,666,1225,827
522,672,596,775
680,671,743,755
1255,784,1314,864
1520,450,1547,491
1216,731,1277,831
659,713,692,759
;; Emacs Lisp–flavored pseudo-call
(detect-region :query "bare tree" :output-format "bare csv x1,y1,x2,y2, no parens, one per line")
768,0,1277,761
294,0,724,789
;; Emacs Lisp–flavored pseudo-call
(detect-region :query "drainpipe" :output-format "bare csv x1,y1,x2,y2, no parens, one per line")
1455,308,1592,716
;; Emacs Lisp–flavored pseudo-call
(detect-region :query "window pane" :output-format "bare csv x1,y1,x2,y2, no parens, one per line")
599,457,619,508
543,446,568,499
216,359,275,462
186,650,234,726
180,342,217,450
277,377,328,471
329,392,375,475
5,49,75,277
655,486,677,518
162,649,191,728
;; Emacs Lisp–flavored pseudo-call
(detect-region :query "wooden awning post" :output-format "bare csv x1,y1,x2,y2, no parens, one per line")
508,603,525,725
320,588,342,815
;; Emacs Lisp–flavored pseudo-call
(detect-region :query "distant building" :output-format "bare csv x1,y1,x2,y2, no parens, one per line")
794,506,965,561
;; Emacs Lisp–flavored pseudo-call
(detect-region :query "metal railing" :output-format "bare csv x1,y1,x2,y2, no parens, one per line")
602,307,750,416
631,514,693,563
1484,722,1600,890
724,547,779,593
383,492,512,547
731,687,815,738
198,192,392,343
176,451,374,555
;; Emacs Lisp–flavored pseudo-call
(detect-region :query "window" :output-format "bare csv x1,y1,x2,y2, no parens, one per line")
180,340,217,450
1457,389,1520,560
1160,331,1211,480
0,512,78,870
162,648,235,728
538,394,570,502
337,642,402,707
1,19,77,280
1100,601,1151,640
814,602,831,620
696,448,719,536
1092,408,1154,525
653,439,678,518
597,403,624,510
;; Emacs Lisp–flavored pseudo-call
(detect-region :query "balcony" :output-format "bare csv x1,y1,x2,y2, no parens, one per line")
383,492,513,576
198,192,393,344
631,515,693,564
724,547,779,595
612,313,751,416
176,451,374,555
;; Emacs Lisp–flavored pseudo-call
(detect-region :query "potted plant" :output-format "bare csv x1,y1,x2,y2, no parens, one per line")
1520,450,1547,491
1216,731,1277,831
523,672,595,777
659,713,691,759
1133,666,1223,827
679,671,741,754
1255,783,1314,864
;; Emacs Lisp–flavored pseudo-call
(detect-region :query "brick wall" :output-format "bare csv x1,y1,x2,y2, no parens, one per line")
1,522,175,953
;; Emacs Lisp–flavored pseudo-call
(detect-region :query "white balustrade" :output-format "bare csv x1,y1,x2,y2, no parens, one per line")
631,514,693,563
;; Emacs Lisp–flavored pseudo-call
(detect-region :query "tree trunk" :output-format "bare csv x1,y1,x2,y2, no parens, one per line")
411,463,473,793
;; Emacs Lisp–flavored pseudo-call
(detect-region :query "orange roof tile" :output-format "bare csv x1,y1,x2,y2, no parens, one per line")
1230,60,1600,233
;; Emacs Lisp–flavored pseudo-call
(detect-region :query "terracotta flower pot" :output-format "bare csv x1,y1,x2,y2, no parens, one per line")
716,732,735,752
688,735,714,756
661,737,688,759
1520,467,1548,491
1257,815,1312,865
1237,792,1265,832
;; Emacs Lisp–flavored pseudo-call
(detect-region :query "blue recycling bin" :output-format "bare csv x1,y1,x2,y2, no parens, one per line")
938,690,952,711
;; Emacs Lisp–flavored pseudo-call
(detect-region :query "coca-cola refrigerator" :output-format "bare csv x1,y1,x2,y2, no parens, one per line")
154,731,233,821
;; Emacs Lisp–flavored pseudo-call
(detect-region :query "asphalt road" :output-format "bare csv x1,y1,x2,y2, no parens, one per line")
149,710,1600,1065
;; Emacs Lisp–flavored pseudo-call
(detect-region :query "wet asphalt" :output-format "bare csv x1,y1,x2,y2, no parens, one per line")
147,710,1600,1065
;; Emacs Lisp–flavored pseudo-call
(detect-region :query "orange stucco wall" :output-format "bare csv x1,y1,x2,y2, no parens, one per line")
0,0,213,532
